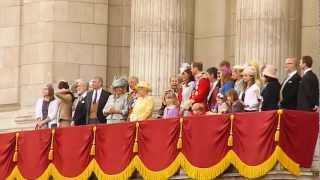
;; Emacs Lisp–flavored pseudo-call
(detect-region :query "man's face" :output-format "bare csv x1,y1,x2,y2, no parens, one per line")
191,65,197,76
299,60,306,70
77,82,86,95
92,79,101,90
285,58,296,73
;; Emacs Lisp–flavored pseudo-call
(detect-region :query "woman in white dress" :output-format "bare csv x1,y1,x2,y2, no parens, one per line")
179,63,195,116
35,84,59,129
240,66,261,112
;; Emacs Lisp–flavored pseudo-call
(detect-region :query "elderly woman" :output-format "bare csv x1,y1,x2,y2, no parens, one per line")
35,84,59,129
261,65,281,111
130,81,155,121
240,66,261,112
103,78,129,124
55,81,74,127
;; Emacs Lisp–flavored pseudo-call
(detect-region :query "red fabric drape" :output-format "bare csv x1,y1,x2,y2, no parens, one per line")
0,110,318,179
18,129,51,179
138,119,179,171
95,123,135,174
280,110,319,168
53,126,92,177
182,115,230,167
0,133,15,179
233,111,277,165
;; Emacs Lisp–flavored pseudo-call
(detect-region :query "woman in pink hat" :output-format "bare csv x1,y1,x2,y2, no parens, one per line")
261,65,281,111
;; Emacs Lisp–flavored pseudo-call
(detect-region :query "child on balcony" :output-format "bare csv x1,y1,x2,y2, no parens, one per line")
210,93,229,114
162,92,179,119
191,103,206,116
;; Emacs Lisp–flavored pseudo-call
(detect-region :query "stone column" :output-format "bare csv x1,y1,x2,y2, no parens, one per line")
130,0,194,95
235,0,301,78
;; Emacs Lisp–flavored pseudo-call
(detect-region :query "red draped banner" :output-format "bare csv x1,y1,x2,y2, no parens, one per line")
3,110,319,179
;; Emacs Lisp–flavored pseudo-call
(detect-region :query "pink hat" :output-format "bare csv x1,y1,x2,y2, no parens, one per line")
263,65,278,79
220,66,232,76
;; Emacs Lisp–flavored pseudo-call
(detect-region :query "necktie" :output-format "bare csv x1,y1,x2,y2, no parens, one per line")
279,76,289,102
93,90,97,104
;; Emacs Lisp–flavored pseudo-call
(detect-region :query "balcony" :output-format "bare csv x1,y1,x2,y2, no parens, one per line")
2,110,319,179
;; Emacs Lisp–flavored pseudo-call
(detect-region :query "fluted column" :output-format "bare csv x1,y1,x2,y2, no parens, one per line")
235,0,301,78
130,0,194,95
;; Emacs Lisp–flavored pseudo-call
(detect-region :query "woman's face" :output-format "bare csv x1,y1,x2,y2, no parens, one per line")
42,87,49,97
114,87,124,95
137,88,148,97
181,72,188,82
243,73,252,83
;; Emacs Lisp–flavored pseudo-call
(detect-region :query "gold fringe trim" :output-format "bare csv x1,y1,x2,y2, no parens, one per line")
90,126,97,156
177,118,184,150
181,152,232,180
275,109,283,142
135,155,182,180
48,129,55,161
228,114,234,147
6,147,301,180
133,122,140,153
13,132,19,162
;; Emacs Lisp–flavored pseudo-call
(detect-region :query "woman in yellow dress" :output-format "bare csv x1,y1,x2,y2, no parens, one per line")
129,81,155,121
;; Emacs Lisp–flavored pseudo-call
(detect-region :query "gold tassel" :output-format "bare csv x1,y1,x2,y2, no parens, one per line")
228,115,234,147
48,129,55,160
90,126,97,156
133,122,139,153
13,132,19,162
177,118,184,149
275,109,283,142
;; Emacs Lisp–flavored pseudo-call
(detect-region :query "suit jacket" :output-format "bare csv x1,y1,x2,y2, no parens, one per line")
73,93,88,126
261,79,281,111
297,70,319,111
86,89,111,123
280,73,301,110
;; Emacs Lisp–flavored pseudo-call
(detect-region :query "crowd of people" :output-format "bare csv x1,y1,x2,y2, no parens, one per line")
34,56,319,129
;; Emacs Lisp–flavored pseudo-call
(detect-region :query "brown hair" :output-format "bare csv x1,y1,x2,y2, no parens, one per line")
46,84,55,101
226,89,239,102
58,81,69,89
219,60,231,68
302,56,313,68
182,69,195,84
192,103,206,113
192,62,203,71
165,92,178,106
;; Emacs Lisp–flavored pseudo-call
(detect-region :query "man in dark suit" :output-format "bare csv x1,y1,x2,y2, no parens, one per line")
279,57,301,110
72,79,88,126
297,56,319,112
86,76,111,124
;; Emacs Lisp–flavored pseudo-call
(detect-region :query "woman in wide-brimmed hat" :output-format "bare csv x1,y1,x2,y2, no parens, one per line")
103,78,129,124
240,66,261,112
129,81,155,121
261,65,281,111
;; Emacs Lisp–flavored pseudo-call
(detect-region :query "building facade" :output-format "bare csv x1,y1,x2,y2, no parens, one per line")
0,0,319,178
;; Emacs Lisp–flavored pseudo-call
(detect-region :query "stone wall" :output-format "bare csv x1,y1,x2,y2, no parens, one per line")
194,0,236,68
107,0,131,86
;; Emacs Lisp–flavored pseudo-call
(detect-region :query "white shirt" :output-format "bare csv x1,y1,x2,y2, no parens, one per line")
92,88,102,103
283,70,297,86
207,80,218,102
181,81,196,108
303,68,312,76
241,83,261,111
35,98,59,128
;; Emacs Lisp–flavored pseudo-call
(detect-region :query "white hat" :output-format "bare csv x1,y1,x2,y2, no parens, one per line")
263,65,278,79
179,63,191,74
